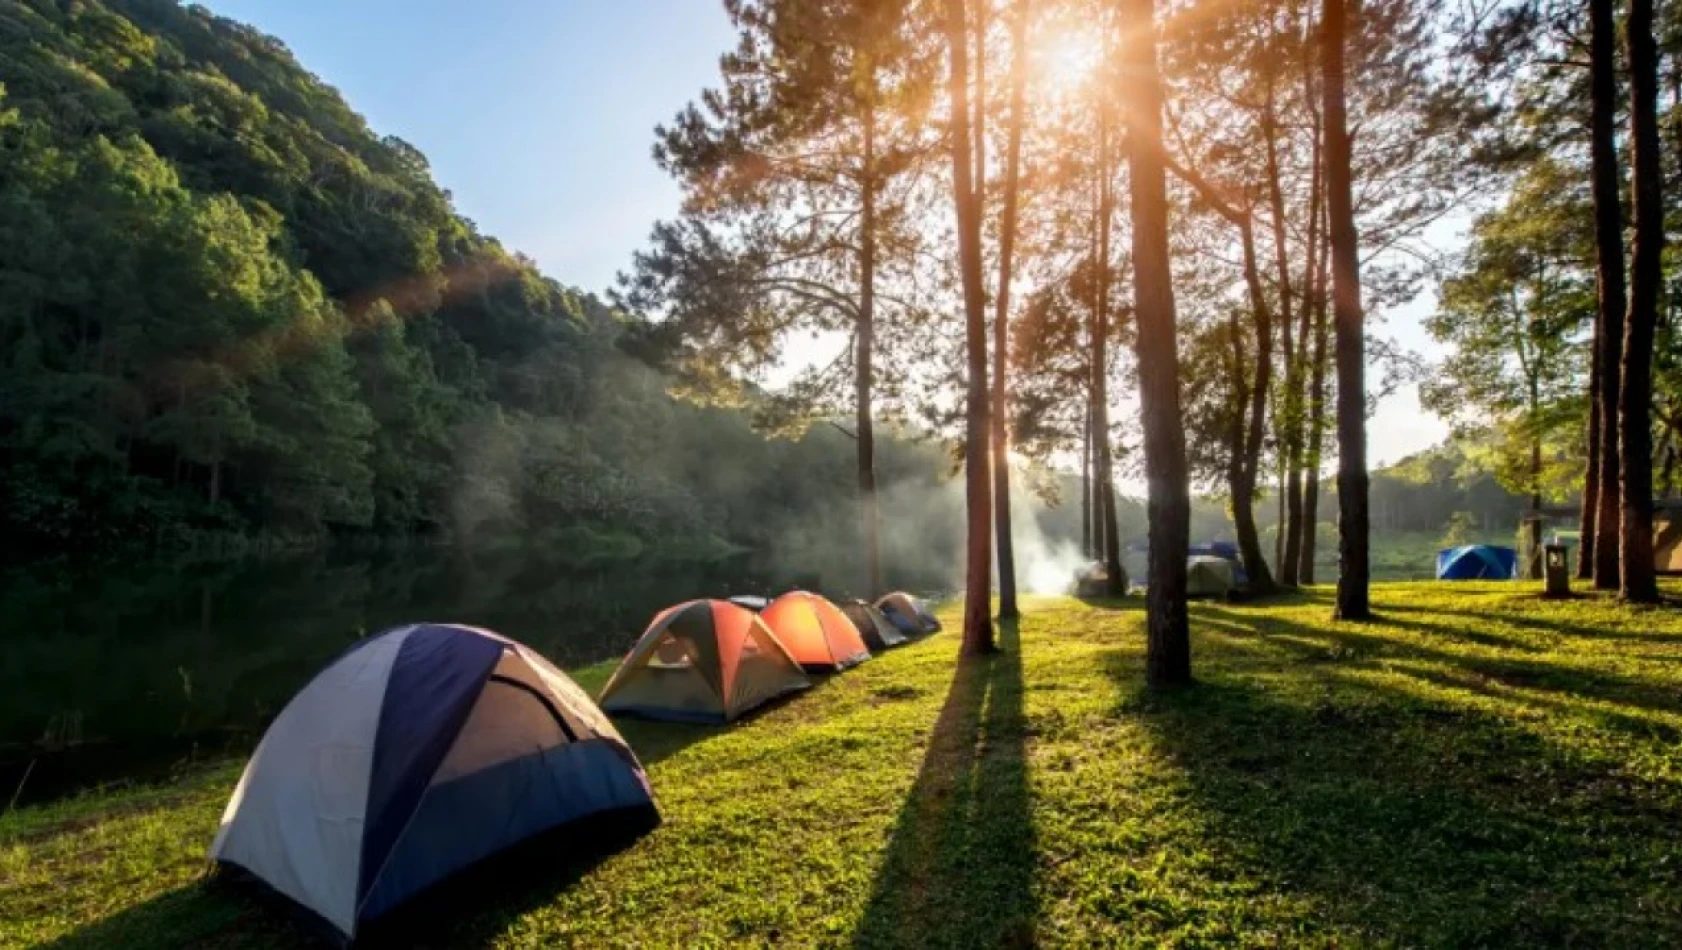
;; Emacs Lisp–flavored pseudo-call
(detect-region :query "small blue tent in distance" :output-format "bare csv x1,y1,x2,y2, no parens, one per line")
1436,545,1518,580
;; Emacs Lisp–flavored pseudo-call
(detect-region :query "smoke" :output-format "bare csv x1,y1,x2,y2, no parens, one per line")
864,459,1091,596
443,343,1096,599
874,474,967,590
1012,510,1088,594
449,409,524,544
1001,472,1088,594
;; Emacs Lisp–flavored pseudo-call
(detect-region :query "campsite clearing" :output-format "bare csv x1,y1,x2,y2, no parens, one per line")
5,584,1682,947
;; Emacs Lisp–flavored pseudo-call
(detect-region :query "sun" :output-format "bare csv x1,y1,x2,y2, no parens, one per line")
1033,23,1105,101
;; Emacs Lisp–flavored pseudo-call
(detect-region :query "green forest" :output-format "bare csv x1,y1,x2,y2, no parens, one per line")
0,0,980,572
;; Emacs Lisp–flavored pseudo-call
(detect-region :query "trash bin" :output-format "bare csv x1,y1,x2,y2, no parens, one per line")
1543,543,1570,597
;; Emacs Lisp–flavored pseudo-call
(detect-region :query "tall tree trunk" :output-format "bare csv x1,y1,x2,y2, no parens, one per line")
1294,41,1326,580
1120,0,1192,685
1275,466,1287,569
1225,303,1253,584
1589,0,1627,590
1158,155,1275,590
1622,0,1662,602
1579,332,1601,579
1301,291,1329,582
1101,467,1123,589
1298,92,1329,586
1263,81,1304,586
1298,164,1325,578
1094,114,1125,596
945,0,995,654
1528,427,1544,580
1092,404,1108,558
991,0,1030,619
975,0,988,210
1323,0,1370,620
1232,217,1277,591
1082,395,1094,558
858,108,883,598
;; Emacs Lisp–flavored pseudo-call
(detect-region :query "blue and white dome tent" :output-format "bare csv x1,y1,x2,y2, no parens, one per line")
1436,545,1519,580
209,623,656,939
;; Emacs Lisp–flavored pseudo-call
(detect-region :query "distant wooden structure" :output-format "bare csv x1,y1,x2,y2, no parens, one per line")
1530,500,1682,575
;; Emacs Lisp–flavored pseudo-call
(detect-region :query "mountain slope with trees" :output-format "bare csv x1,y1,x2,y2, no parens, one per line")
0,0,960,573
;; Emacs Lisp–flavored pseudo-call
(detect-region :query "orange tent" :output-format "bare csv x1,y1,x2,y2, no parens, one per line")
760,591,871,672
598,600,811,723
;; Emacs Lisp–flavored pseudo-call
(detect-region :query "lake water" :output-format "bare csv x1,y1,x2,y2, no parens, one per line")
0,545,936,807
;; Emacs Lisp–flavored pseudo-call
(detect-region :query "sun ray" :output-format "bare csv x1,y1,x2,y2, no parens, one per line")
1033,21,1105,101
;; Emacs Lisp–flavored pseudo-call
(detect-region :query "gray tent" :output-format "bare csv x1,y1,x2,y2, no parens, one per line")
875,591,941,635
840,600,908,650
1186,555,1235,597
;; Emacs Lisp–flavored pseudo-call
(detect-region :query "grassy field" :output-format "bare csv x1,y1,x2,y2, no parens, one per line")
5,583,1682,947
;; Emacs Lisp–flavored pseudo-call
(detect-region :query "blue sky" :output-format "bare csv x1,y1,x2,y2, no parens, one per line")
204,0,736,298
202,0,1447,469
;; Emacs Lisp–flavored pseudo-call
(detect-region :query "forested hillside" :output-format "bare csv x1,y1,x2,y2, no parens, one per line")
0,0,955,565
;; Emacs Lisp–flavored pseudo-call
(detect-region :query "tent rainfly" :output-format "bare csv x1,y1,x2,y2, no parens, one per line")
1436,545,1518,580
598,600,811,723
209,623,655,940
840,599,909,651
761,591,872,672
875,591,941,635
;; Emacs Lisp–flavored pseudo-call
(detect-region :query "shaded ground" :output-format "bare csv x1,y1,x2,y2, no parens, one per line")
5,583,1682,947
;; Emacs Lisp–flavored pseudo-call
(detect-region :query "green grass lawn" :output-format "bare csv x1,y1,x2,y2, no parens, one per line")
5,583,1682,947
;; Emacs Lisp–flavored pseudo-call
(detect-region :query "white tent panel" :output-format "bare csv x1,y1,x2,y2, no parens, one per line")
209,626,413,934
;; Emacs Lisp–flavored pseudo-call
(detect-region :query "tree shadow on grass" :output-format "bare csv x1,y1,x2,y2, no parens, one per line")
1423,601,1682,644
1117,670,1682,946
609,718,718,767
1198,603,1682,720
850,619,1036,950
34,878,301,950
41,807,659,949
1367,610,1550,652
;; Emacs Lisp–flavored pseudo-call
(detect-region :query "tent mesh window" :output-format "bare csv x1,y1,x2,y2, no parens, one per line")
636,634,722,711
432,669,569,783
650,635,696,669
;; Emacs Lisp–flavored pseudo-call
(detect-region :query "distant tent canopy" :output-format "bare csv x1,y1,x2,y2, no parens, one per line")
875,592,940,635
840,600,908,651
1186,556,1236,597
1188,542,1248,585
1124,541,1246,589
1188,541,1239,560
1436,545,1518,580
726,594,769,612
210,624,655,940
761,591,872,672
599,600,810,723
